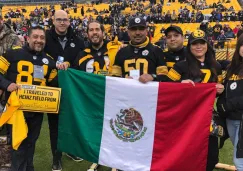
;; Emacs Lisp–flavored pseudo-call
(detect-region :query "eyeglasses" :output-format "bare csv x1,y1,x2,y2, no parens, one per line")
55,18,69,23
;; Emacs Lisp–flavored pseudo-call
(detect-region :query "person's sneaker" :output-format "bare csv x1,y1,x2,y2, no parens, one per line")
65,153,83,162
52,160,62,171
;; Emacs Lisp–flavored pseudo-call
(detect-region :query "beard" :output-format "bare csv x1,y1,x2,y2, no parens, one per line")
90,37,103,47
30,43,44,52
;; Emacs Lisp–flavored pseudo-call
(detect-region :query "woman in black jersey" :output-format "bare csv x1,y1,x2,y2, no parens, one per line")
167,30,224,171
217,34,243,170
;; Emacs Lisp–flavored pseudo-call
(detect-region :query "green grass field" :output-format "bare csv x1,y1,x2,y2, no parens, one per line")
34,116,234,171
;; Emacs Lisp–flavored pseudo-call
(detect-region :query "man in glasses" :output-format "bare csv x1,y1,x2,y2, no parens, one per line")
44,10,85,171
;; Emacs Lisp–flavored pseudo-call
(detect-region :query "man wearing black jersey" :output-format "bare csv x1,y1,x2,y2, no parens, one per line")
0,26,57,171
164,25,186,70
112,17,168,82
74,20,121,171
74,21,121,75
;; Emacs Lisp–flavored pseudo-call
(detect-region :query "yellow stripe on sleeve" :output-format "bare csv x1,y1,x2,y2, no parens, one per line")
0,56,10,74
48,69,57,82
79,55,93,66
167,68,181,81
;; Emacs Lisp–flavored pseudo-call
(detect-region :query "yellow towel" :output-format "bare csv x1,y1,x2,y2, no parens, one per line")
107,36,123,74
0,92,28,150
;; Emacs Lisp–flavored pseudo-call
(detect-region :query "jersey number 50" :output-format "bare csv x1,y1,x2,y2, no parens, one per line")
124,59,148,76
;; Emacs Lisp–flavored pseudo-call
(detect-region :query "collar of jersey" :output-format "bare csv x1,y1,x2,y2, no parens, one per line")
129,37,149,48
24,45,43,55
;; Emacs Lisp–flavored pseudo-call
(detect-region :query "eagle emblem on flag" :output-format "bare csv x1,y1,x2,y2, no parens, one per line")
110,108,147,142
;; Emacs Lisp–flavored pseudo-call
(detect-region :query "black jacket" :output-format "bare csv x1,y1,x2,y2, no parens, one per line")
164,47,187,70
217,71,243,157
217,72,243,120
44,26,85,67
112,37,168,81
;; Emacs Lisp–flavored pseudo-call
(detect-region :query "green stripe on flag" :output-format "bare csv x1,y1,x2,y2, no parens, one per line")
57,69,106,163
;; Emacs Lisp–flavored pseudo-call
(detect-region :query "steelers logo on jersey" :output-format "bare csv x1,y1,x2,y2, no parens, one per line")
142,50,149,56
42,58,49,64
192,30,205,38
230,82,237,90
86,59,94,73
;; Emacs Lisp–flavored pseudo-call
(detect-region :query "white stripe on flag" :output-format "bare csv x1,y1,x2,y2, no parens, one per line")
99,77,159,171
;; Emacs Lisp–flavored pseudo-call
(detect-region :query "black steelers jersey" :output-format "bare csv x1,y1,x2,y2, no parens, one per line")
0,46,57,86
111,38,168,81
167,60,223,83
74,40,119,76
163,47,186,69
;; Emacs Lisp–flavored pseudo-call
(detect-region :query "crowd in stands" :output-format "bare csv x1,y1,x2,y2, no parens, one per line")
1,0,243,49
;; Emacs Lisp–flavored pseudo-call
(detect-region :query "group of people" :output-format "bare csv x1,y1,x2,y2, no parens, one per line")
0,6,243,171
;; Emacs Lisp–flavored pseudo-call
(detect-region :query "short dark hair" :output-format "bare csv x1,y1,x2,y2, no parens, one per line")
86,20,105,33
28,25,45,36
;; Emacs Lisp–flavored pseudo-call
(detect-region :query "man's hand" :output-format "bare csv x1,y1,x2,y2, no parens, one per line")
139,74,153,84
7,83,21,92
181,79,195,86
216,83,224,94
56,63,69,70
120,44,128,49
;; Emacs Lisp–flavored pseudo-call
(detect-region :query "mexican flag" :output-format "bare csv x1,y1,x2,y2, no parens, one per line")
58,69,216,171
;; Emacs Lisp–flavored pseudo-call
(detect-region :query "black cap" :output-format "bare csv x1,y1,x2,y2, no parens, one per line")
164,25,183,36
188,30,208,45
128,17,147,29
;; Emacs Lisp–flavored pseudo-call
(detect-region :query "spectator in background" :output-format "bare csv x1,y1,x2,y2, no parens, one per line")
217,30,227,48
216,11,223,21
230,11,236,21
238,10,243,21
0,16,21,56
225,27,235,38
233,25,240,35
213,21,222,39
196,11,204,23
223,24,231,32
81,6,84,16
200,21,208,33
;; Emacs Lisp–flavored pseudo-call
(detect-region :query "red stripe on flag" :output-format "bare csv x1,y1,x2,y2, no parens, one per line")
151,83,216,171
